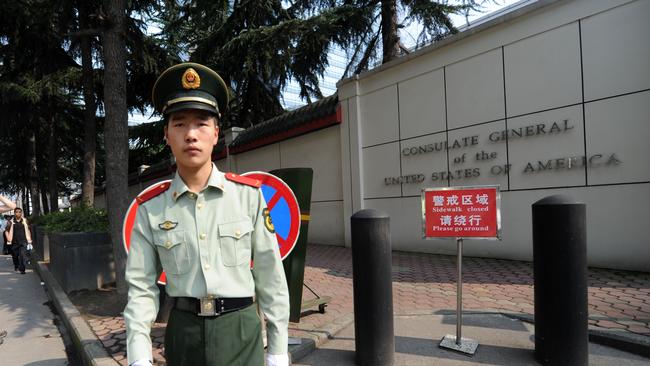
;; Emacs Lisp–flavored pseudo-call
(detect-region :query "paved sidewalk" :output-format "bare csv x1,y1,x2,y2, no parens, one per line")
79,244,649,365
0,255,69,365
295,312,650,365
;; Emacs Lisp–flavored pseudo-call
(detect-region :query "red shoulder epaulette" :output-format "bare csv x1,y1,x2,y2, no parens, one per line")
225,172,262,188
135,181,171,204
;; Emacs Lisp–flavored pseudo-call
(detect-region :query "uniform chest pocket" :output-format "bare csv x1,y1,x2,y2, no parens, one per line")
218,219,254,267
153,230,190,275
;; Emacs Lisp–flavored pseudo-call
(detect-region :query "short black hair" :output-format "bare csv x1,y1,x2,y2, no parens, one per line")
14,207,22,212
164,110,220,126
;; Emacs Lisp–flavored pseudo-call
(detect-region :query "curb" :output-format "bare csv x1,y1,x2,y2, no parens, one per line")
501,311,650,358
33,257,354,366
34,261,119,366
288,313,355,363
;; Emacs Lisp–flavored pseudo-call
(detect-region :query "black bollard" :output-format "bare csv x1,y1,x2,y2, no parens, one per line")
351,209,394,366
532,195,587,366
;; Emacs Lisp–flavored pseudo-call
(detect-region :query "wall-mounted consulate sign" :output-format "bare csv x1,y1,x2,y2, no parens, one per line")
422,185,501,355
422,185,501,239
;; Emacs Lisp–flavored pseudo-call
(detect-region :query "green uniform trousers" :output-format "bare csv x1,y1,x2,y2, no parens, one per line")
164,303,265,366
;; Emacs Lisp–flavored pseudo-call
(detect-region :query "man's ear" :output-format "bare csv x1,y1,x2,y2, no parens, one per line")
163,125,169,145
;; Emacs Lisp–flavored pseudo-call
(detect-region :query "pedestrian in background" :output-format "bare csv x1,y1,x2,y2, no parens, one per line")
6,207,32,274
0,195,16,256
1,215,8,255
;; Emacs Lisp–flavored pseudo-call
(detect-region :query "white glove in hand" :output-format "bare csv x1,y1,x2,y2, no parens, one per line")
266,353,289,366
130,360,152,366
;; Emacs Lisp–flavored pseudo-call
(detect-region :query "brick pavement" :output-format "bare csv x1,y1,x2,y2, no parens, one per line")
84,244,650,365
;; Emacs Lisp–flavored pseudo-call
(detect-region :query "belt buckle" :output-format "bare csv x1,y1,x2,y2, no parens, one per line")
198,296,217,317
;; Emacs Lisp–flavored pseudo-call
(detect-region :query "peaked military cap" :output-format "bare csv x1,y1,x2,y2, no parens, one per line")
152,62,229,117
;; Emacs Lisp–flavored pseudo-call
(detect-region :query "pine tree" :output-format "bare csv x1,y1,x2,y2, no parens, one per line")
0,1,84,214
158,0,491,127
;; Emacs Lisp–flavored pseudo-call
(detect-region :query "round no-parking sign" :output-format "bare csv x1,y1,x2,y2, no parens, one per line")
242,171,301,260
123,172,301,285
122,179,171,285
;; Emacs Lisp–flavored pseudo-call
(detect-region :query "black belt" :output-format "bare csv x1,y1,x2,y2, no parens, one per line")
174,296,254,317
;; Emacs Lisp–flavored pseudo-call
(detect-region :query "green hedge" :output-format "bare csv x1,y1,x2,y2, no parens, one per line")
32,205,109,233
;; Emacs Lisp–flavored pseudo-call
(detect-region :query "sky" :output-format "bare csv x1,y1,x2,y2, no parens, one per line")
129,0,523,124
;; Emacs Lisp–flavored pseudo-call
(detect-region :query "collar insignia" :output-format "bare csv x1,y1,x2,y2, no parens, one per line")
159,221,178,231
182,68,201,89
263,208,275,234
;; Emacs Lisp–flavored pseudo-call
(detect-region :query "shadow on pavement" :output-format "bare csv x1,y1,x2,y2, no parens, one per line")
0,256,54,338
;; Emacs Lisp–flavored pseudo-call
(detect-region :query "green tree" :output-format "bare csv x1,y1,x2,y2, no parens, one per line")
158,0,489,128
100,0,179,293
0,1,85,214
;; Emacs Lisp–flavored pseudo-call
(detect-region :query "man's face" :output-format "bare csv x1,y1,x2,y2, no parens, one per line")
14,209,22,219
164,109,219,170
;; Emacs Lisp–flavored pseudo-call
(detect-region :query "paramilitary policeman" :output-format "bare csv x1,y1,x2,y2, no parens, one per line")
124,63,290,366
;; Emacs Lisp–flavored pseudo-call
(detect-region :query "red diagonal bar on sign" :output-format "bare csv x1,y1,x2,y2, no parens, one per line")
266,191,282,210
277,234,289,247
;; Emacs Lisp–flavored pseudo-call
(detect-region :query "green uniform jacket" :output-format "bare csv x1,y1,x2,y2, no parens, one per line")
124,165,290,364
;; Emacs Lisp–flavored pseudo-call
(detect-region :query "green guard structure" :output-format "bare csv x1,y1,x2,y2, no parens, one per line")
269,168,328,322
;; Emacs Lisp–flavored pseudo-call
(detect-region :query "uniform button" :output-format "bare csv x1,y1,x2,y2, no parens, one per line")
197,203,204,209
200,233,206,240
235,229,241,237
204,264,211,270
165,241,172,249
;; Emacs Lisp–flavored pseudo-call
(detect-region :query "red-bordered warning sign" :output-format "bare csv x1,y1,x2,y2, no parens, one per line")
123,172,302,286
422,185,501,239
242,171,301,260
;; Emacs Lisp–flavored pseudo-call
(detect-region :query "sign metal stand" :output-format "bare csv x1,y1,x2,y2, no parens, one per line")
439,237,479,355
421,185,501,356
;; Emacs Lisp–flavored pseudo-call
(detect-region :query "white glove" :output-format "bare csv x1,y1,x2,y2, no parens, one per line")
130,360,152,366
26,243,33,251
266,353,290,366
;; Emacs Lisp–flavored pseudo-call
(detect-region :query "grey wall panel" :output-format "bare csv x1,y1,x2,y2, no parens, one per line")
582,0,650,101
507,105,586,189
362,142,401,198
446,48,505,128
399,132,449,196
234,144,281,173
446,120,509,190
308,201,344,246
360,86,399,147
398,69,446,139
585,90,650,184
504,22,582,117
280,126,343,202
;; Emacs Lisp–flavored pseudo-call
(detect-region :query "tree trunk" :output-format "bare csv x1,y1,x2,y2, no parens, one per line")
23,187,30,215
102,0,129,294
49,116,59,212
28,130,41,217
381,0,400,63
80,1,97,207
40,185,49,214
